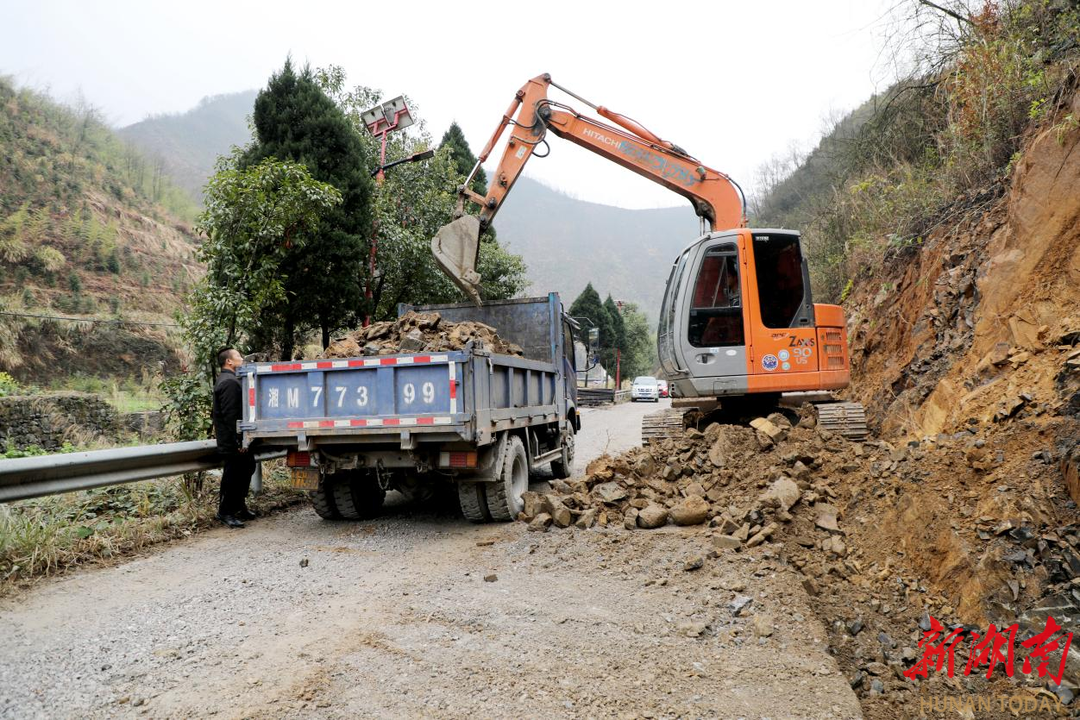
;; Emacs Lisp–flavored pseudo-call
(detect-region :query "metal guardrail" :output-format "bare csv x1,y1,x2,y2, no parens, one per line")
578,388,632,406
0,441,285,503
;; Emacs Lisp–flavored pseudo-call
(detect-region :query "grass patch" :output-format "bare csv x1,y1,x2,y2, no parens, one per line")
0,461,305,591
42,372,164,414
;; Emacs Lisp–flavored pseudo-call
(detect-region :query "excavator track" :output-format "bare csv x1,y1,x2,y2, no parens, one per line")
642,398,868,445
641,409,690,445
812,401,869,440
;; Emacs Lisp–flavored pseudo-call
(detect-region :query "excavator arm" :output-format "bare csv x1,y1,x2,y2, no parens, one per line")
431,74,746,304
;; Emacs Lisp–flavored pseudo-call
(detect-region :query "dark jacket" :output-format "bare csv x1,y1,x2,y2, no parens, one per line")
212,369,243,452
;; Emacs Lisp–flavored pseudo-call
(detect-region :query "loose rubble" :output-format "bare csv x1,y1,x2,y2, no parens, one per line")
318,311,524,359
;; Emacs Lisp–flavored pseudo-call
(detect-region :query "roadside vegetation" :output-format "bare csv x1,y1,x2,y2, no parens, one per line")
0,462,305,590
751,0,1080,302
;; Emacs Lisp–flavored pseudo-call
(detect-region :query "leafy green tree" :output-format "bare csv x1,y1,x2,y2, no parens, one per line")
244,59,375,354
313,66,526,316
162,157,341,440
619,302,657,379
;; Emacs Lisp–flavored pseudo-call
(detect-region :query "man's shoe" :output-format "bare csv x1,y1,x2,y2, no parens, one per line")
236,508,257,521
216,513,245,528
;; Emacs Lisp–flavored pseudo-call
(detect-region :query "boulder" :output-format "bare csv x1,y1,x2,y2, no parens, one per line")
711,534,742,551
750,417,788,444
637,504,669,529
670,495,710,526
814,503,840,532
758,477,801,512
593,481,628,505
528,513,552,532
520,491,544,520
575,508,598,529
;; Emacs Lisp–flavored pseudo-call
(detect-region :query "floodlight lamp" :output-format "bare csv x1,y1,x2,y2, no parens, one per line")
361,96,414,135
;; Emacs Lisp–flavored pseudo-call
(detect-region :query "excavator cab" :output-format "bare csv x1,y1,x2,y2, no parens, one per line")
659,228,844,398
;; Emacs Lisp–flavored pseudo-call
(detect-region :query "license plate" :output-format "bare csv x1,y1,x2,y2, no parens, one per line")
291,467,320,491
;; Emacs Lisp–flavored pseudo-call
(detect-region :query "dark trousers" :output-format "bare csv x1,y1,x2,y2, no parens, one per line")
218,451,256,516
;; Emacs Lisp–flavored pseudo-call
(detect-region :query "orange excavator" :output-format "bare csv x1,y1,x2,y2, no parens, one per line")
432,74,866,439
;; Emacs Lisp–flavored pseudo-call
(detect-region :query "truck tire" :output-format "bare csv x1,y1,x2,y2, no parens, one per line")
458,481,491,523
349,475,386,519
309,477,341,520
550,429,575,480
332,477,361,520
485,435,528,521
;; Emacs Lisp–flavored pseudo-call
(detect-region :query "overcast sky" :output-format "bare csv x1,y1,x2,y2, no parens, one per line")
2,0,907,209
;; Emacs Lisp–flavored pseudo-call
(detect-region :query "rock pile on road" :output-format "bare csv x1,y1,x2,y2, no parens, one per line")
321,311,524,359
520,408,841,554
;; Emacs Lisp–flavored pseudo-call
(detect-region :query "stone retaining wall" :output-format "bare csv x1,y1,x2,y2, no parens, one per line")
0,393,122,451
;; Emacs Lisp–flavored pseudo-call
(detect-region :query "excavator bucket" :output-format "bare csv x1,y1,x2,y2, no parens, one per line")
431,215,483,306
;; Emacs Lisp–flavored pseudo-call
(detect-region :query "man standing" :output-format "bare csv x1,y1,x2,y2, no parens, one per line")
212,348,256,528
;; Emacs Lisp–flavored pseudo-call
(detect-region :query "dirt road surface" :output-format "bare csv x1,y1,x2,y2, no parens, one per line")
0,400,862,719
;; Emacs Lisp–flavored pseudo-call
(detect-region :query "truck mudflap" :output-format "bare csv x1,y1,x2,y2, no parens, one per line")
239,352,468,443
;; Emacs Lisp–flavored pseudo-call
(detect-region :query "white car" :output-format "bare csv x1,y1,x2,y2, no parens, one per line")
630,376,660,402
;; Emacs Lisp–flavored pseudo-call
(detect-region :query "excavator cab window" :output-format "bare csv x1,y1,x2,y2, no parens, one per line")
687,243,744,348
753,233,808,328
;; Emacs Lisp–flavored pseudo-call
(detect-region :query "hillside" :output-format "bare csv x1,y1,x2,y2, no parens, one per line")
119,90,257,200
0,76,202,382
740,4,1080,713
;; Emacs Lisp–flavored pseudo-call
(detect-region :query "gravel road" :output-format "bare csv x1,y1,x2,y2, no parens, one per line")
0,400,862,719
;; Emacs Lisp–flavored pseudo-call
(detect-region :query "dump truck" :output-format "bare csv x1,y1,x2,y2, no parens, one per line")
238,294,580,522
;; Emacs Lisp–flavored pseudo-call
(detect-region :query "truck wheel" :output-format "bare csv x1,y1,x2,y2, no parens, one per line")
309,477,341,520
349,475,386,519
331,476,361,520
550,429,575,479
485,435,528,521
458,481,491,523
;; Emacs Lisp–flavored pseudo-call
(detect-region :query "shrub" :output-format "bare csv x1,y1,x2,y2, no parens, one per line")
0,372,20,397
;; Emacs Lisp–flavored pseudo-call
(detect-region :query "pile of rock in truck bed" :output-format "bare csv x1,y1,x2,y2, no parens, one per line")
320,311,524,359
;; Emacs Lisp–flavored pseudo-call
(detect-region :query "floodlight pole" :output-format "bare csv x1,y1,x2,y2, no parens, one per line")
361,97,416,327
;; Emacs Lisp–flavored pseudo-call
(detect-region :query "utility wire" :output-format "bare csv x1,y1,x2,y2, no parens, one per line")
0,310,180,327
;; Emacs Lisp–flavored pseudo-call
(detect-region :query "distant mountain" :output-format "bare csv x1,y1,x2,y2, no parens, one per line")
119,90,257,199
493,177,697,322
119,89,701,322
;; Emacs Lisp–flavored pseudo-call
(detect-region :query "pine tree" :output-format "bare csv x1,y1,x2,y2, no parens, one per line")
244,59,375,356
569,283,614,374
440,122,487,195
603,295,626,373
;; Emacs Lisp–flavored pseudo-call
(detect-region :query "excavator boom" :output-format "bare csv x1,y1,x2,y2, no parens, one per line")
431,74,746,303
